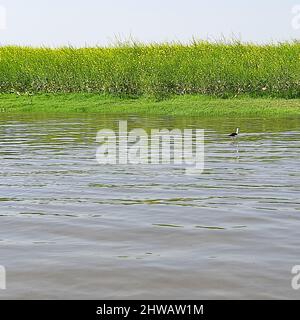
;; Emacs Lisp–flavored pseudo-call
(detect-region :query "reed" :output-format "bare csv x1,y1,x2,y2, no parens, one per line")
0,41,299,99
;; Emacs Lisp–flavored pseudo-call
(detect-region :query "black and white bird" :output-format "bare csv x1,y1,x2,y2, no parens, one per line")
229,128,239,138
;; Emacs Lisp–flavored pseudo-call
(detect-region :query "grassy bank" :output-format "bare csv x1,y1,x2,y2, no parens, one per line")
1,94,300,117
0,42,299,99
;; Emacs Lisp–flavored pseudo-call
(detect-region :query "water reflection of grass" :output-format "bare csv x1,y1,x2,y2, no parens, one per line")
152,224,247,230
195,225,226,230
153,223,184,228
1,93,300,116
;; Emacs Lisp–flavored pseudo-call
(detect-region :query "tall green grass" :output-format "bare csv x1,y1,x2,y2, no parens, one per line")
0,41,299,98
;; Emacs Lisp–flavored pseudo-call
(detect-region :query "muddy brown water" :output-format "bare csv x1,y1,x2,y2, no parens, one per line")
0,114,299,299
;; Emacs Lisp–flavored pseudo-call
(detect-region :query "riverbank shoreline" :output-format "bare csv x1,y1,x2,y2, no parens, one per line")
1,94,300,117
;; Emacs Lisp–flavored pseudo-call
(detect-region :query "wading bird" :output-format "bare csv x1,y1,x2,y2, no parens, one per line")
229,128,239,138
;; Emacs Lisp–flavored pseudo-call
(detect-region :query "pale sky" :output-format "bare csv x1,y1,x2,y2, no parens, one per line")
0,0,299,46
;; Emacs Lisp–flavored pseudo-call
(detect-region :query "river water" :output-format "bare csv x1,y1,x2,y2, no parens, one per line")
0,114,299,299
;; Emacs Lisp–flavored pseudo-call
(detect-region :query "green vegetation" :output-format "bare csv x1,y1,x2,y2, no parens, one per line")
0,42,299,99
1,94,300,116
1,42,299,116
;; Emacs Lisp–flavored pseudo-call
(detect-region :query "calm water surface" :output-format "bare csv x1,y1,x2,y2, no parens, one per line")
0,113,299,299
